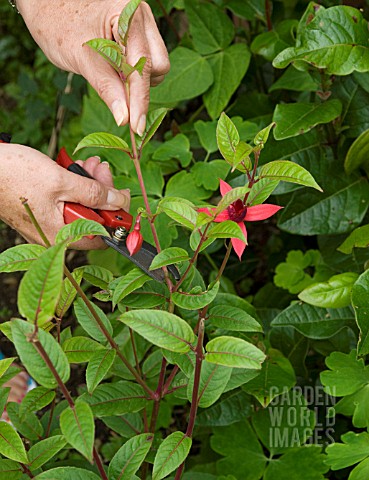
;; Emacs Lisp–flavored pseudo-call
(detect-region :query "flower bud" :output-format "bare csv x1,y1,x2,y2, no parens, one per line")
126,214,143,255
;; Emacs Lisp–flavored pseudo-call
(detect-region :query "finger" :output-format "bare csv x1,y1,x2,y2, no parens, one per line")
142,3,170,78
79,45,129,127
75,158,115,187
75,156,101,177
150,75,165,87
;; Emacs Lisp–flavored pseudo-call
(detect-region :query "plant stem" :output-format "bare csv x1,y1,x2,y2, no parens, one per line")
31,336,108,480
162,365,179,396
21,464,34,478
129,327,141,374
44,396,56,438
214,241,232,283
21,198,51,247
265,0,272,31
174,319,205,480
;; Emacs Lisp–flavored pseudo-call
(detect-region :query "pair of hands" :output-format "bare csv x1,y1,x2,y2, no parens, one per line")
2,0,169,247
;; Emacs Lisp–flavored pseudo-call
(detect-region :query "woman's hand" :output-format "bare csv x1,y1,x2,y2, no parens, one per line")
0,144,130,248
17,0,170,135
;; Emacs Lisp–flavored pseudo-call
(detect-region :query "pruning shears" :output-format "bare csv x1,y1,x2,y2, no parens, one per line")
0,133,179,282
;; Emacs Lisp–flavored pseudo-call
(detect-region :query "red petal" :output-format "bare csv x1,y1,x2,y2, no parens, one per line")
126,230,144,256
231,222,247,260
214,210,230,222
219,179,232,197
245,204,283,222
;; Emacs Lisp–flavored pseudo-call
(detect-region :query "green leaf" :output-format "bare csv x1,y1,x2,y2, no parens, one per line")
273,5,369,75
55,219,109,245
207,221,246,243
192,161,231,191
86,349,116,393
153,134,192,167
215,185,250,213
204,44,250,120
278,178,369,235
84,38,123,73
118,0,142,46
216,113,239,165
56,268,83,318
0,357,16,379
159,199,198,230
150,248,190,270
152,432,192,480
35,467,101,479
102,413,143,439
269,66,319,92
298,272,358,308
187,362,232,408
113,269,151,307
348,457,369,480
344,128,369,175
6,402,43,441
19,387,55,420
119,310,195,353
254,122,275,147
271,303,355,339
273,100,342,140
165,171,212,202
259,160,322,191
63,336,105,363
352,269,369,355
18,243,66,326
205,336,266,369
74,132,131,154
137,108,168,150
74,297,113,343
60,401,95,462
243,349,296,406
184,0,234,55
81,265,114,289
142,350,163,378
194,120,218,154
28,435,67,470
108,433,153,480
196,390,252,427
248,179,279,206
0,422,28,463
0,244,45,273
208,305,262,332
338,224,369,254
172,282,220,311
11,319,70,389
325,431,369,470
151,47,214,105
80,381,147,416
0,459,22,480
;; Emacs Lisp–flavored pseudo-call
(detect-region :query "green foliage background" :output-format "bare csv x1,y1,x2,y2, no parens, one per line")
3,0,369,479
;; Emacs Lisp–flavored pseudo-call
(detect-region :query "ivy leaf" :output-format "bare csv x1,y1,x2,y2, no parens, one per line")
298,272,358,308
352,269,369,355
273,5,369,75
80,381,147,416
28,435,67,471
60,401,95,462
172,282,220,310
84,38,123,73
338,224,369,254
11,319,70,389
152,432,192,480
259,160,322,191
204,44,250,120
208,305,262,332
55,219,109,245
74,132,131,154
187,362,232,408
325,431,369,470
205,336,266,369
151,47,214,105
74,297,113,343
86,349,116,393
150,248,190,270
0,422,28,463
63,336,105,363
119,310,195,353
0,244,45,273
273,101,342,140
108,433,153,480
216,113,239,165
118,0,142,46
271,303,355,339
18,242,66,326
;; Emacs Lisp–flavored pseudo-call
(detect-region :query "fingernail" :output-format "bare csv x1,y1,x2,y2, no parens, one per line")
101,161,110,170
136,114,146,137
112,100,128,126
91,156,101,161
107,189,128,208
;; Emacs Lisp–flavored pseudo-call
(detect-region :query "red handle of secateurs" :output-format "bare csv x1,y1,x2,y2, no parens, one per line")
56,147,133,232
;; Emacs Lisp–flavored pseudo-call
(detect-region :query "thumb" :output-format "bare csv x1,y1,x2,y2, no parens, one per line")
80,45,129,126
60,169,130,211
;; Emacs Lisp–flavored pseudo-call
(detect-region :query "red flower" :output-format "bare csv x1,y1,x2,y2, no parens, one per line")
199,179,282,260
126,214,143,256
